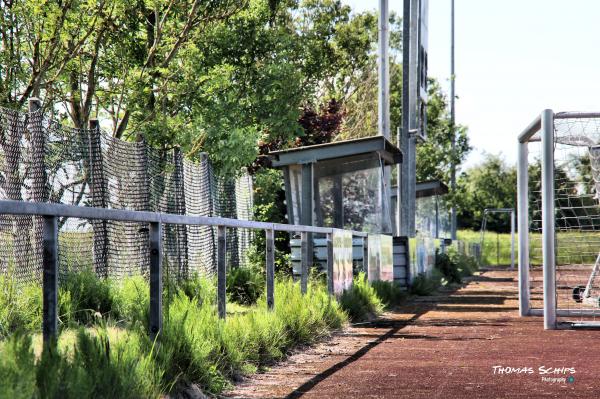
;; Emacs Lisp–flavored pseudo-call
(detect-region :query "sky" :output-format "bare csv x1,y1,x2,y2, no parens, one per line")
341,0,600,170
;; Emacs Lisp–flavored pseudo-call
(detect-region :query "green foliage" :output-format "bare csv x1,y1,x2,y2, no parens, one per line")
434,248,479,285
435,250,462,284
370,280,406,309
0,274,42,338
59,268,116,325
409,270,443,296
455,154,517,231
226,267,265,305
35,328,163,399
0,270,347,396
111,276,150,327
339,273,384,322
0,334,36,399
250,168,292,274
177,273,216,306
154,277,346,393
416,79,471,184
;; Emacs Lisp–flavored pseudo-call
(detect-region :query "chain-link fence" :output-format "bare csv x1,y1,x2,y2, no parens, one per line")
0,104,253,284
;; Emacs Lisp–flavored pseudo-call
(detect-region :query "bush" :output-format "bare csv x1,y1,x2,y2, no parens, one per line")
409,269,444,296
435,250,462,284
226,267,264,305
59,268,116,325
453,251,479,277
339,273,384,322
370,280,406,309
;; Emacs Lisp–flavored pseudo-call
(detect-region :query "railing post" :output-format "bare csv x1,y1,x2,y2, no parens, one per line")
300,231,309,294
326,232,334,295
42,215,58,345
541,109,556,329
217,225,227,318
149,222,163,341
363,236,369,275
266,229,275,309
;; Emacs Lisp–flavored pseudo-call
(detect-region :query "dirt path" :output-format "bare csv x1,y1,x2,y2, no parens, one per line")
224,270,600,399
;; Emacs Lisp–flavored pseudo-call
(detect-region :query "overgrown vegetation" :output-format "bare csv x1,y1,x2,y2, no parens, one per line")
339,273,384,322
226,266,265,305
409,248,480,296
0,249,480,396
0,270,347,397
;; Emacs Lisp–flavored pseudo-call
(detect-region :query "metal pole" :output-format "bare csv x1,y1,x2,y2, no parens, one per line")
149,222,163,341
400,0,411,237
42,215,58,344
300,231,309,294
541,109,556,329
326,232,334,295
450,0,457,240
517,140,530,315
217,225,227,318
510,209,515,270
378,0,390,139
265,229,275,310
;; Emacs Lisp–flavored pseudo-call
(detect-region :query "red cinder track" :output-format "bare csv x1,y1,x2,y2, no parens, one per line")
224,270,600,399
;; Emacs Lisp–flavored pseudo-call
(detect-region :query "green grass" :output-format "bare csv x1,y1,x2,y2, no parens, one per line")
459,228,600,267
0,258,463,396
339,273,384,322
0,270,348,397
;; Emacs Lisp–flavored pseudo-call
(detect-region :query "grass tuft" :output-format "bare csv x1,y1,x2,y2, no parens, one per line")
339,273,384,322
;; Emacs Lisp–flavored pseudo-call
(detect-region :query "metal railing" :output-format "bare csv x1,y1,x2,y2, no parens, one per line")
0,200,370,344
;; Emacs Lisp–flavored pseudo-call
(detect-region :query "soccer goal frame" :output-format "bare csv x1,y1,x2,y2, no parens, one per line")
518,109,600,330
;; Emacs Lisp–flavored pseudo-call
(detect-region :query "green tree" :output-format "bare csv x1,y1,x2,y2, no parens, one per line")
455,154,517,232
416,79,470,183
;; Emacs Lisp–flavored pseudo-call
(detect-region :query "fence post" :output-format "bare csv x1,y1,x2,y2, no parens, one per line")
300,231,309,294
217,225,227,318
266,229,275,309
362,235,369,275
149,222,163,341
42,215,58,344
326,232,334,295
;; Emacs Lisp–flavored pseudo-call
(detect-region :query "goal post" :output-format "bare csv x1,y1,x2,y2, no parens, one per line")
479,208,515,269
518,109,600,329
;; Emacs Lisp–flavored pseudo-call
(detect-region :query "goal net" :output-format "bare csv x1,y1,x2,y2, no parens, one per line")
519,110,600,329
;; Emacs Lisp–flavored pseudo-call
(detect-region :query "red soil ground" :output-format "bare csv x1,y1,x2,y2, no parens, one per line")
224,269,600,399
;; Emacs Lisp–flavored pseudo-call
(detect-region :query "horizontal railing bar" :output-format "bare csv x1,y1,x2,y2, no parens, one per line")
518,114,541,143
0,200,371,237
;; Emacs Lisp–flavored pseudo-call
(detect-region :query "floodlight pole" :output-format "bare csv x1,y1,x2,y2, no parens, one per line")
450,0,457,240
379,0,394,234
378,0,390,140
